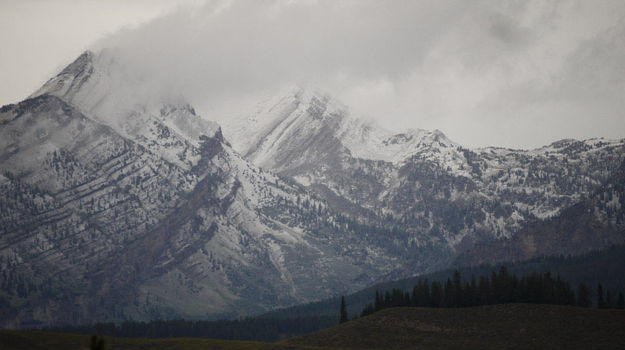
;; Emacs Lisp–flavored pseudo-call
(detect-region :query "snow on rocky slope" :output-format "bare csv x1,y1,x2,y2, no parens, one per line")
456,158,625,265
2,50,624,328
31,51,221,170
218,86,461,170
217,86,625,253
0,52,413,327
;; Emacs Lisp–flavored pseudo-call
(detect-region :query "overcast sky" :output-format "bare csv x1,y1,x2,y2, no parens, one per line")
2,0,625,148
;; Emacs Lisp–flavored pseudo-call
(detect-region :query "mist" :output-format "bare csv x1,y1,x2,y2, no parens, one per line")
8,0,625,148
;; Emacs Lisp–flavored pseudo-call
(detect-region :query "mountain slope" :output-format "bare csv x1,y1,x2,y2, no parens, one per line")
2,49,625,328
31,51,219,170
0,52,427,327
0,93,216,325
217,87,625,267
456,160,625,265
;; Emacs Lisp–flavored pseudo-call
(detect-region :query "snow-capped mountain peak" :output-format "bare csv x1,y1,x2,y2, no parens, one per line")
217,86,460,169
3,48,625,328
338,120,459,164
32,50,221,169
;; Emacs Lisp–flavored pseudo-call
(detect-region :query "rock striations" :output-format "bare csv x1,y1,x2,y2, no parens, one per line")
1,51,624,327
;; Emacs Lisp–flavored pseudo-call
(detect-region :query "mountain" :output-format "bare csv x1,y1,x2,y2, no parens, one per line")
1,50,624,328
218,87,625,270
0,52,422,327
30,51,220,170
456,159,625,265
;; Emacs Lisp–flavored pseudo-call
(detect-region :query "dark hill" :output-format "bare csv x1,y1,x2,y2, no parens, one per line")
284,304,625,350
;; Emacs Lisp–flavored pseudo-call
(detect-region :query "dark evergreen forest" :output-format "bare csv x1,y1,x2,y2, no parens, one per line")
360,267,624,317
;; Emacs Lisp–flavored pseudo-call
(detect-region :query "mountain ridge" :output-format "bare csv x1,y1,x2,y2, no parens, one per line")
2,50,624,327
1,52,440,326
219,84,625,245
456,158,625,265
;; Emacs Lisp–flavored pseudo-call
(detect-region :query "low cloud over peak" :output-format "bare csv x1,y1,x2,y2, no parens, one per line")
6,0,625,148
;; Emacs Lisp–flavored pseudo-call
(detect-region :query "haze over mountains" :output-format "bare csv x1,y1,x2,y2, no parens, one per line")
0,49,624,328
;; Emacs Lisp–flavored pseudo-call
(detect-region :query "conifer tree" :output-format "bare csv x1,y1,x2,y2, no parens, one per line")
597,283,605,309
576,283,591,308
452,270,462,306
339,296,348,324
443,278,453,307
90,335,106,350
478,275,491,305
360,303,375,317
374,290,382,311
468,276,478,306
430,281,443,307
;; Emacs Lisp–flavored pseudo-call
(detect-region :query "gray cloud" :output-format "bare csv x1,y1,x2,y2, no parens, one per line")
94,1,470,97
489,13,532,47
0,0,198,106
5,0,625,148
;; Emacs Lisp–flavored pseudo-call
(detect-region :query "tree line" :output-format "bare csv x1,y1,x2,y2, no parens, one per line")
360,267,625,317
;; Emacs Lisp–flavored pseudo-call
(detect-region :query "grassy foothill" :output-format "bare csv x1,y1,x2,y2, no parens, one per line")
285,304,625,349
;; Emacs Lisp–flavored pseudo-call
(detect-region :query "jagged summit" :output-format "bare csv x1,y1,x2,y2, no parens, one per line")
217,85,459,169
31,50,96,101
60,51,94,75
216,85,346,160
32,50,221,170
338,120,458,164
215,84,625,244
